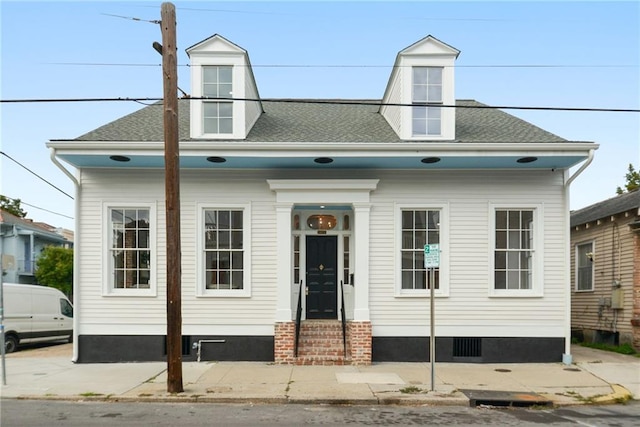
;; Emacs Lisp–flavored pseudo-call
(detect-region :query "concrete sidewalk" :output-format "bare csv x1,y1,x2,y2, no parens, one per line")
1,344,637,406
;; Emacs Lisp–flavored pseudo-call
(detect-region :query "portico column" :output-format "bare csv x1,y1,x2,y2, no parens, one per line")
353,202,371,321
275,202,294,321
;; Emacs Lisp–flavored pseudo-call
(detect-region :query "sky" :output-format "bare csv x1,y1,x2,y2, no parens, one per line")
1,1,639,232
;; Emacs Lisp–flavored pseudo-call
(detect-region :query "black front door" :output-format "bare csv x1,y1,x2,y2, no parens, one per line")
306,236,338,319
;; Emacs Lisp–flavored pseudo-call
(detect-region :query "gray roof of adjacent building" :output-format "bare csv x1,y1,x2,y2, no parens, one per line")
570,189,640,227
66,99,579,144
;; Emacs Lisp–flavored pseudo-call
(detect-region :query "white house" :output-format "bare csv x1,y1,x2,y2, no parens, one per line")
48,34,597,364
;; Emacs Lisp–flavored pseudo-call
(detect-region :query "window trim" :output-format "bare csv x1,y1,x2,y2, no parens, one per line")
102,202,157,297
574,240,595,292
395,203,449,297
196,203,252,297
488,203,544,298
201,65,234,136
411,66,443,137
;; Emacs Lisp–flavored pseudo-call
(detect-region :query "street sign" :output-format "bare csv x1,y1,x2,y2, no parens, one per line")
424,244,440,268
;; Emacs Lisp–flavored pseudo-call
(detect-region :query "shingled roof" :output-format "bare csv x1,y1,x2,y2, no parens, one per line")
570,189,640,227
71,99,571,144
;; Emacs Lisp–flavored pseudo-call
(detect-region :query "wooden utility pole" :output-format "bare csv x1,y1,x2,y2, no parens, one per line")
160,2,183,394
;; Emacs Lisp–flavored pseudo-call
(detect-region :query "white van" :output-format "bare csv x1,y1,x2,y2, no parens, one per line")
2,283,73,353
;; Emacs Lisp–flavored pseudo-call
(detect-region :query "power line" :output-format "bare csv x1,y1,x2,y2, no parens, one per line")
0,97,638,113
100,13,160,24
0,151,74,200
42,62,638,69
1,196,74,221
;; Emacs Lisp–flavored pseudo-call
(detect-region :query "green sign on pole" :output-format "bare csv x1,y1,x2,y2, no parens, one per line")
424,244,440,268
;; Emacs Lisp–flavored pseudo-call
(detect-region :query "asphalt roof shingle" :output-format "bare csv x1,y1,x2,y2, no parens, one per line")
71,99,570,144
570,189,640,227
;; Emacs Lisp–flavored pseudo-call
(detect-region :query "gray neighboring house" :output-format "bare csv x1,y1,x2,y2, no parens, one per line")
0,209,73,284
48,34,597,365
570,189,640,351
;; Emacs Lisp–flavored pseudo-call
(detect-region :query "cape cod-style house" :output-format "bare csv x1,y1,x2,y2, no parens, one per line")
47,34,597,364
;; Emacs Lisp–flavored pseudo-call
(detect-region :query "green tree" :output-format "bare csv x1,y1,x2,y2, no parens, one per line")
0,195,27,217
616,164,640,194
35,246,74,299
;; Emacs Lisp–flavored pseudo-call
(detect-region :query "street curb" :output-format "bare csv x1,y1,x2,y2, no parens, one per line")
592,384,633,405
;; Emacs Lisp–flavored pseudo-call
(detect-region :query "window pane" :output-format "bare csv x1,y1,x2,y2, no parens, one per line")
219,118,233,133
508,210,520,229
413,67,429,84
402,211,413,229
495,271,506,289
507,271,520,289
219,251,231,269
427,86,442,102
428,211,440,229
427,106,441,119
402,271,413,289
218,271,230,287
232,271,243,289
413,85,427,102
496,231,507,249
429,68,443,85
231,211,243,229
218,211,230,229
415,211,427,229
496,211,507,229
522,210,533,228
495,251,506,269
219,103,233,117
520,271,531,289
508,231,520,249
139,230,149,248
413,118,427,136
427,231,439,244
204,118,218,134
427,119,441,135
219,83,232,98
414,270,426,289
231,231,243,249
402,231,414,249
206,252,218,269
507,251,519,269
203,67,218,83
415,231,426,248
203,84,218,98
218,66,232,83
402,251,413,269
203,103,219,117
206,271,217,289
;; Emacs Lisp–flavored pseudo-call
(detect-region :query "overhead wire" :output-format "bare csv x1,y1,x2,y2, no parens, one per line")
0,97,638,113
0,151,74,199
0,196,74,221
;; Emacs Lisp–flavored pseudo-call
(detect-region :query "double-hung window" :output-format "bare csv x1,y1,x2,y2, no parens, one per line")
397,205,448,296
199,205,251,296
412,67,443,136
575,242,594,291
492,207,542,296
106,206,156,296
203,65,233,134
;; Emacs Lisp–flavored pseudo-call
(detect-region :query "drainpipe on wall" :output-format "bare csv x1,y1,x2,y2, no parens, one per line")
50,148,80,363
562,149,595,365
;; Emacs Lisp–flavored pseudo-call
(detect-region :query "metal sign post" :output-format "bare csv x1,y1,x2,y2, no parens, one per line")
424,244,440,392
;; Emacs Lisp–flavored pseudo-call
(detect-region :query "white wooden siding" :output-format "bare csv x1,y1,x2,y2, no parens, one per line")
244,65,262,133
77,168,568,339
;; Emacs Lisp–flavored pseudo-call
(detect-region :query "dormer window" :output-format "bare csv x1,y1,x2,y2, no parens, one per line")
412,67,442,136
203,65,233,134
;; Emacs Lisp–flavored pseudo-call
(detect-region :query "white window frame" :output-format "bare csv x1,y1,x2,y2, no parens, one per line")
196,203,251,297
489,204,544,297
412,66,443,137
395,203,449,297
575,241,595,292
102,202,157,297
202,65,233,135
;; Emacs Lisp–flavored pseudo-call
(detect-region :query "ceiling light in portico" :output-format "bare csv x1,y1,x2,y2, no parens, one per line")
517,157,538,164
110,155,130,162
207,156,227,163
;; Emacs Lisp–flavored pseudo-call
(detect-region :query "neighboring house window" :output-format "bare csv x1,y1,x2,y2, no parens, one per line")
203,65,233,134
412,67,442,136
575,242,594,291
199,206,251,296
401,209,441,291
107,206,155,295
493,209,535,292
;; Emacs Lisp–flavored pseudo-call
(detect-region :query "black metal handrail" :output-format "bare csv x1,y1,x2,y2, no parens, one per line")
340,280,347,356
294,280,303,357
